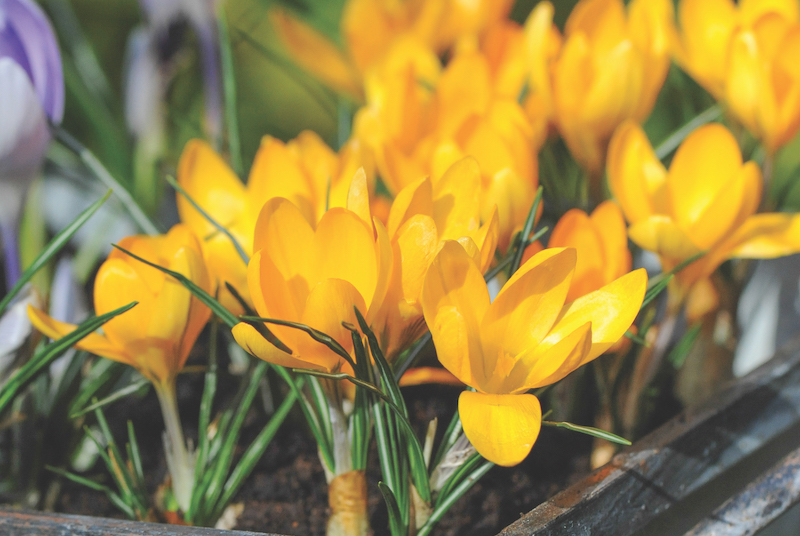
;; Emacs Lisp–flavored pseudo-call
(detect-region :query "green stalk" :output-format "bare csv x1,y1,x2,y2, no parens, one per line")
153,380,195,513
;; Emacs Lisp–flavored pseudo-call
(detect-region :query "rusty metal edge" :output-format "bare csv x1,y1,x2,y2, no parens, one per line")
0,509,283,535
684,444,800,536
498,338,800,536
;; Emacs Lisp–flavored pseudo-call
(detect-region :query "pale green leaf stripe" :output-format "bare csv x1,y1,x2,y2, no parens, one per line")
69,377,149,418
543,420,632,445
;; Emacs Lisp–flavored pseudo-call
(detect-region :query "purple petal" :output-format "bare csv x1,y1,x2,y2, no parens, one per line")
0,58,48,225
0,0,64,122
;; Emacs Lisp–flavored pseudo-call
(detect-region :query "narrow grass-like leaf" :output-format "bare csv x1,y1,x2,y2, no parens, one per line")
668,322,702,370
127,421,144,485
509,186,543,276
435,451,483,507
225,282,294,355
70,378,149,418
69,360,126,420
191,320,219,519
353,308,406,417
307,375,334,454
642,274,672,309
392,331,431,382
431,413,462,472
47,465,136,519
113,244,238,328
348,328,371,470
52,126,160,235
542,420,632,445
0,191,111,316
372,398,400,506
418,460,494,536
94,406,145,511
379,482,406,536
0,302,137,416
240,315,354,369
217,6,243,175
165,176,249,265
624,330,649,346
210,379,299,524
203,361,269,510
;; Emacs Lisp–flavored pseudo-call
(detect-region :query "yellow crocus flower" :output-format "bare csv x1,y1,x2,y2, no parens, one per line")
176,133,373,312
421,242,646,466
608,121,800,316
231,170,391,373
676,0,800,153
374,157,498,358
27,224,212,388
271,0,513,99
526,0,674,177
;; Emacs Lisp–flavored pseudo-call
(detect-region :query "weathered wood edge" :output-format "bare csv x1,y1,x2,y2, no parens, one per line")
684,444,800,536
0,509,282,535
499,338,800,536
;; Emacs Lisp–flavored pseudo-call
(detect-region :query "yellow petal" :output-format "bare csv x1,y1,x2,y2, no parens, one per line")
421,241,491,388
628,215,704,260
725,31,765,141
398,367,462,387
433,157,482,241
248,136,316,224
459,391,542,467
723,213,800,259
232,322,324,371
506,321,592,392
176,140,245,239
395,215,439,303
739,0,799,25
677,0,737,92
253,197,317,288
386,177,433,238
270,8,362,99
27,305,131,364
542,268,647,363
549,209,606,301
93,257,155,348
346,167,372,226
590,200,632,286
481,248,575,357
607,121,668,223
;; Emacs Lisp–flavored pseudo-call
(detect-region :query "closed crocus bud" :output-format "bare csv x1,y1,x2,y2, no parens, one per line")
527,0,674,179
676,0,800,153
0,0,63,285
608,121,800,317
421,242,646,466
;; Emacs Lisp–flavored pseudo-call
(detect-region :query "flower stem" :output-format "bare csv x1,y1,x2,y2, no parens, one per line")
154,380,195,513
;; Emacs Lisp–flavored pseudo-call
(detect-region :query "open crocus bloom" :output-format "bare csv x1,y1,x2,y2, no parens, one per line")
27,224,213,387
525,0,674,177
676,0,800,152
177,133,372,312
608,121,800,316
374,157,498,358
421,242,646,466
232,170,391,373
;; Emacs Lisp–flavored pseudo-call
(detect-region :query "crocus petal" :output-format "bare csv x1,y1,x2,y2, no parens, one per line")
739,0,799,25
421,241,491,388
386,177,433,238
27,305,131,364
590,200,632,285
232,322,324,371
628,215,704,260
92,258,155,348
346,167,372,227
253,197,317,289
248,137,315,224
270,8,362,99
481,248,575,357
459,391,542,467
542,268,647,363
677,0,737,92
433,157,482,241
607,121,668,224
549,209,606,301
398,366,462,387
723,213,800,259
176,139,246,239
506,321,592,392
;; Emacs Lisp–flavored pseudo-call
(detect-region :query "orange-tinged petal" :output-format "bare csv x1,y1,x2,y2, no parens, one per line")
270,8,362,99
723,213,800,259
590,201,632,285
27,305,131,364
524,1,557,117
459,391,542,466
542,268,647,363
93,258,155,348
607,121,668,223
506,321,592,392
399,367,461,387
176,140,246,239
739,0,799,25
549,209,606,301
395,215,439,303
422,241,491,388
484,168,535,252
481,248,575,357
232,322,325,371
628,215,704,260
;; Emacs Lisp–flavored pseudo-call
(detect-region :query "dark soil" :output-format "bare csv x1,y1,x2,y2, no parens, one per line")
56,372,594,536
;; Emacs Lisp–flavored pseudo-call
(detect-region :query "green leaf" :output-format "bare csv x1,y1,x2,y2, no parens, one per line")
654,104,722,160
165,176,249,265
52,127,160,235
217,5,243,175
431,412,462,473
0,301,137,416
667,322,702,370
392,331,431,383
69,377,150,418
378,482,407,536
0,190,111,316
435,451,483,508
68,360,127,420
112,244,238,328
542,420,632,445
46,465,135,519
509,186,543,276
127,421,145,485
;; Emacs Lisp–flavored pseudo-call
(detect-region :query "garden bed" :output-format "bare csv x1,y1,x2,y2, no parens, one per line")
4,339,800,535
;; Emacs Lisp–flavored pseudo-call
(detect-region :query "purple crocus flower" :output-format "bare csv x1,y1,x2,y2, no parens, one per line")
0,0,63,289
